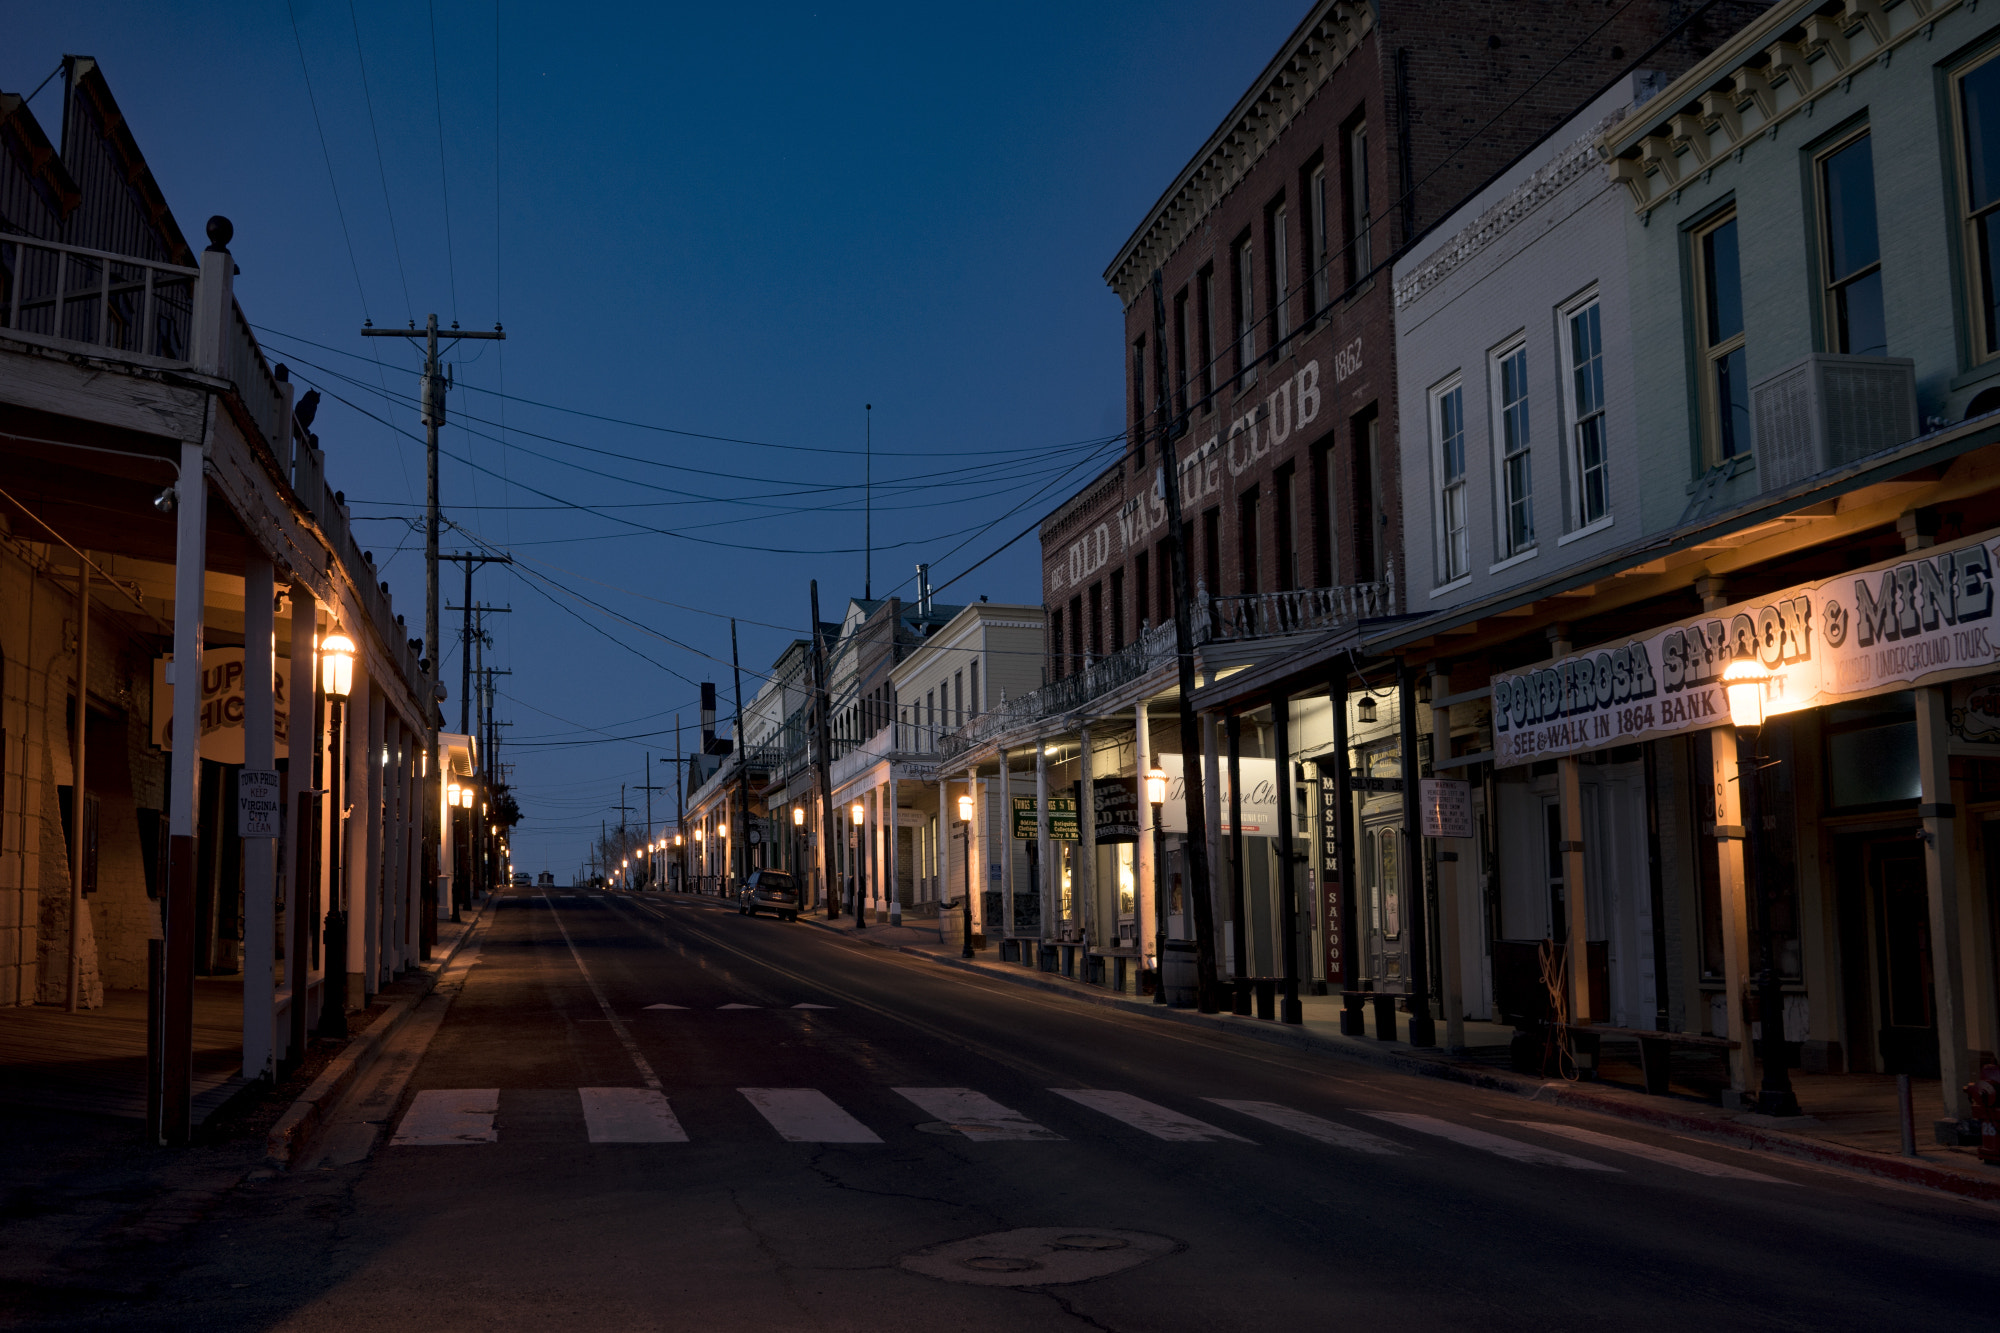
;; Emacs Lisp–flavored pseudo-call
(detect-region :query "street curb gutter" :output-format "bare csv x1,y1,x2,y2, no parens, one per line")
264,899,494,1169
795,915,2000,1205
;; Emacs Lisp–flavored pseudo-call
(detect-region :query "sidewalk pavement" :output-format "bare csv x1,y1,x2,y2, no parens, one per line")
777,903,2000,1204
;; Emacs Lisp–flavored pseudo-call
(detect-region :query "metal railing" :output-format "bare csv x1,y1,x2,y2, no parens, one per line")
939,618,1182,761
1206,560,1396,642
0,235,195,361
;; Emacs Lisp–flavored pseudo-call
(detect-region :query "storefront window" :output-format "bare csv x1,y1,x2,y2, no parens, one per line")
1825,691,1920,810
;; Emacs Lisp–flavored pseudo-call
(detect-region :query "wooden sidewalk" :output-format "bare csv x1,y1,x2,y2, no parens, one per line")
0,981,243,1123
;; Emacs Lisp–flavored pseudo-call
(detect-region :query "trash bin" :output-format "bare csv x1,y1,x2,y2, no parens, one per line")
1161,940,1197,1008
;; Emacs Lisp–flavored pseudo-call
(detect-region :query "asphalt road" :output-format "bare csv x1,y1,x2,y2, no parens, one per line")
25,888,2000,1331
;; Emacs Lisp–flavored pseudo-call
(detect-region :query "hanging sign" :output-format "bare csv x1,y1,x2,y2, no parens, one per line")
152,650,291,763
1087,775,1139,844
1011,794,1078,841
1317,776,1344,986
1491,527,2000,767
1157,754,1277,834
237,769,281,838
1418,778,1473,838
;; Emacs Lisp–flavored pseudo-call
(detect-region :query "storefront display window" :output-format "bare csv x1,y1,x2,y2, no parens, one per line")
1825,691,1920,810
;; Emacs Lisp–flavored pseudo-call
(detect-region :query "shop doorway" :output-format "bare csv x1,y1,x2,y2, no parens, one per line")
1834,830,1937,1077
1359,813,1407,987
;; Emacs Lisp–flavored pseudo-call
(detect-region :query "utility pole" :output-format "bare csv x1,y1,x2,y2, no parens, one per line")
1151,268,1221,1014
809,581,838,919
730,618,753,889
637,755,665,890
362,315,504,948
675,716,685,890
444,562,511,733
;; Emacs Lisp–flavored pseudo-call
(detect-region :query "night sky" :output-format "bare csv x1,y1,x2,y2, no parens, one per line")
9,1,1308,875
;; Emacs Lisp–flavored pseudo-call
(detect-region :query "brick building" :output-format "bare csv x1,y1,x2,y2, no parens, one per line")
1044,0,1771,678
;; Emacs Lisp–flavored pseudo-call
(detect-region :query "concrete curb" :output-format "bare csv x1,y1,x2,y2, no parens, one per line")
264,899,494,1169
797,916,2000,1204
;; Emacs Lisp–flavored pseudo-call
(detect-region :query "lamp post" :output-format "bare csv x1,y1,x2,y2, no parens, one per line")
792,806,806,900
1723,657,1801,1117
957,790,976,958
318,631,355,1038
1146,766,1168,1004
851,799,867,929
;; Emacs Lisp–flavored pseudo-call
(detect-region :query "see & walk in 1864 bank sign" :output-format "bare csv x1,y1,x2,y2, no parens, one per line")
1492,528,2000,767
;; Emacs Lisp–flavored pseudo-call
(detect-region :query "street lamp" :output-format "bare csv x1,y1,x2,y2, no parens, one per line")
792,805,806,889
1145,766,1168,1005
1722,656,1800,1116
319,631,355,1038
850,799,867,930
957,791,976,958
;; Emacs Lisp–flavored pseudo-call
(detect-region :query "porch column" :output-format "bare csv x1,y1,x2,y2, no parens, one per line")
1397,660,1437,1048
1201,711,1223,947
1271,689,1302,1024
999,748,1014,943
1079,723,1096,949
1036,741,1052,945
344,665,371,1010
365,682,386,992
1916,686,1973,1122
968,765,983,940
1549,628,1592,1027
404,733,421,965
241,554,277,1081
1226,712,1247,988
938,775,950,939
1134,703,1153,968
160,438,208,1146
1431,663,1465,1052
283,587,317,1067
888,775,901,926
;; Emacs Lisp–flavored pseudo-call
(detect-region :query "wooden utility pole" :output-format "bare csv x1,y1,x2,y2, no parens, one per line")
730,618,753,888
810,581,838,916
362,315,504,948
1151,268,1222,1013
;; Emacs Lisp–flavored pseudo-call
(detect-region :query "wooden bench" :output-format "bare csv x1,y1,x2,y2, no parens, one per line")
1584,1026,1740,1095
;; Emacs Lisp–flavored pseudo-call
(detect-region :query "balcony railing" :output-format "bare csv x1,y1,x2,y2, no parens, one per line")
0,235,195,361
1206,561,1396,643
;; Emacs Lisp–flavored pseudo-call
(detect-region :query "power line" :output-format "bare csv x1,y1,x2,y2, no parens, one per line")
346,0,413,321
427,0,460,321
284,0,371,316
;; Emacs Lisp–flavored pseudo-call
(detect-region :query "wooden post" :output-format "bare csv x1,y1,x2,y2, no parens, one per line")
1916,685,1972,1122
66,552,90,1013
1134,702,1152,968
161,437,208,1145
1079,723,1096,951
1431,663,1464,1052
241,555,276,1079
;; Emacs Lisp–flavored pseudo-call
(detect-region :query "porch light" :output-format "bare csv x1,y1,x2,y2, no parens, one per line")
1145,767,1167,805
459,785,475,808
851,801,865,827
718,822,727,838
793,807,805,826
1355,695,1377,724
447,781,463,807
695,828,704,842
1724,658,1775,730
957,792,974,822
675,834,683,846
321,632,356,699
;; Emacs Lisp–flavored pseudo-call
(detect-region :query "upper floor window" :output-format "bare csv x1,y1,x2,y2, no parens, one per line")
1433,379,1469,582
1307,161,1330,317
1562,295,1608,528
1493,342,1534,556
1819,131,1885,357
1346,117,1372,283
1234,235,1257,388
1198,266,1217,407
1172,286,1191,422
1270,200,1292,346
1131,336,1147,446
1693,211,1748,465
1958,53,2000,359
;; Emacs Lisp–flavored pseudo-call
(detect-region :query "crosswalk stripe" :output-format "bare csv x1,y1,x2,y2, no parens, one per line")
1050,1089,1252,1142
391,1088,499,1145
740,1088,882,1143
895,1088,1064,1141
642,1003,687,1010
1362,1112,1620,1171
1204,1099,1404,1154
792,1002,836,1009
1510,1121,1790,1182
580,1087,688,1143
718,1003,760,1009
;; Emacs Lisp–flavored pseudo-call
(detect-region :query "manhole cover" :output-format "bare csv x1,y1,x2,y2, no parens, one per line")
900,1227,1177,1287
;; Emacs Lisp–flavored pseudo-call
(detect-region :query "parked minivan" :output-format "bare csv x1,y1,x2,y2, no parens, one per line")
737,869,800,921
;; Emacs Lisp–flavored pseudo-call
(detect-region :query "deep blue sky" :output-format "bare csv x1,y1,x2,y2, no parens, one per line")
11,1,1308,875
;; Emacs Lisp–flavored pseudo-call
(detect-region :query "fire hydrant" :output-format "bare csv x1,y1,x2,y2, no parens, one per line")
1967,1064,2000,1165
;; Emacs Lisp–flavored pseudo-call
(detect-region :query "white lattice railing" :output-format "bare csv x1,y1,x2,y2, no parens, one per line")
1206,561,1396,642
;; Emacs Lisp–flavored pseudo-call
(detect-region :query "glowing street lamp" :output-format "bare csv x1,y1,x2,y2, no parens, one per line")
318,630,356,1039
956,791,976,958
850,800,866,930
1145,766,1169,1005
1722,654,1799,1117
1723,657,1775,730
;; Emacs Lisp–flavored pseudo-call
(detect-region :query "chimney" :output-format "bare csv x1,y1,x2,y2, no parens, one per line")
915,563,931,617
700,682,717,753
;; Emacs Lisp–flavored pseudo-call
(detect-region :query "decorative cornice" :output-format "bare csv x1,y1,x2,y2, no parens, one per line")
1103,0,1375,306
1597,0,1960,213
1395,110,1625,312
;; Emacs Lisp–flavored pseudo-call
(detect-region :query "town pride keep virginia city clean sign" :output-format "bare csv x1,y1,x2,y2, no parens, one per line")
1492,527,2000,767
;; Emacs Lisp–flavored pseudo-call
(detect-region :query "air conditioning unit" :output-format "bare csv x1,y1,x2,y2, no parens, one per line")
1751,353,1916,494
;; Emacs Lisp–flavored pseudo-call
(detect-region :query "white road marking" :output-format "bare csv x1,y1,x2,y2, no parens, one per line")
541,894,662,1091
1361,1112,1621,1171
580,1087,688,1143
391,1088,499,1145
1205,1100,1405,1154
740,1088,882,1143
895,1088,1064,1140
1511,1122,1790,1182
792,1002,836,1009
717,1003,760,1009
1050,1089,1253,1142
642,1003,687,1010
